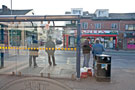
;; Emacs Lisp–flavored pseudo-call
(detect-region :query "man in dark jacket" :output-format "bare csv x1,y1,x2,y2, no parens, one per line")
45,36,56,66
29,36,39,68
82,38,91,67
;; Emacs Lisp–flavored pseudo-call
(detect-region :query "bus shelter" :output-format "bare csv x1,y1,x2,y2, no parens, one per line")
0,15,81,79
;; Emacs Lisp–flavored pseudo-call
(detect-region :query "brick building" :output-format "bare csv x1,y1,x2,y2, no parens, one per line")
65,9,135,50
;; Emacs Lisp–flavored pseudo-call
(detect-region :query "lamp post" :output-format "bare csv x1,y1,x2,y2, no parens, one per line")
0,25,4,68
11,0,12,15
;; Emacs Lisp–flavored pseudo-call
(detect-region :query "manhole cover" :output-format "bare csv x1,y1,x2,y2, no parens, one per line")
0,77,72,90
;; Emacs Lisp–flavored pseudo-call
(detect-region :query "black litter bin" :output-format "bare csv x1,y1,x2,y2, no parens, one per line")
94,54,111,82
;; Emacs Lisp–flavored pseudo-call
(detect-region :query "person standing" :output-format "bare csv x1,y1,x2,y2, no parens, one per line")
45,36,56,66
82,38,91,67
92,39,105,68
29,36,39,68
92,39,105,56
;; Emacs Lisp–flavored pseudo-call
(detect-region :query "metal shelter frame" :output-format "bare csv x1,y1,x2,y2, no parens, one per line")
0,15,81,79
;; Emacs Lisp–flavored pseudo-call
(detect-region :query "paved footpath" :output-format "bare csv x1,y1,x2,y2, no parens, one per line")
0,67,135,90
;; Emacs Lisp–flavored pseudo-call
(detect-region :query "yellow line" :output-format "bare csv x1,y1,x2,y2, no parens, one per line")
0,47,77,51
55,48,57,50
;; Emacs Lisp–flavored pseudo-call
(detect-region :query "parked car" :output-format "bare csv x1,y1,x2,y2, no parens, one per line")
56,40,62,45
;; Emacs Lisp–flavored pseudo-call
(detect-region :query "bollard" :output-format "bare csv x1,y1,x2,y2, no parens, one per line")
18,72,21,76
71,74,76,80
48,73,50,78
41,73,43,77
12,72,15,75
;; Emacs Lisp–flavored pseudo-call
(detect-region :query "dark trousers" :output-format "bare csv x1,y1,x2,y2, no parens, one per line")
93,55,96,69
48,54,56,66
29,56,37,67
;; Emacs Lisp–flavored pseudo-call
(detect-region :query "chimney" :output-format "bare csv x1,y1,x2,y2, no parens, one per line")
2,5,9,12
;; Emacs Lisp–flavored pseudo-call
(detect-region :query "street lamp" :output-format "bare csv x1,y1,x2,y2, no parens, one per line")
11,0,12,15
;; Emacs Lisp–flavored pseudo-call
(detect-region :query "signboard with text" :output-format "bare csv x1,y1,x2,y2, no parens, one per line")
72,30,118,35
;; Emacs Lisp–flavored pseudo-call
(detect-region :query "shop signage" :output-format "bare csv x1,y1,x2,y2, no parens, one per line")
127,45,135,49
45,24,50,30
73,30,118,35
82,30,118,35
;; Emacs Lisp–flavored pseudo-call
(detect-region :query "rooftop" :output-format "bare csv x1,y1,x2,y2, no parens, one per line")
0,5,33,15
65,9,135,20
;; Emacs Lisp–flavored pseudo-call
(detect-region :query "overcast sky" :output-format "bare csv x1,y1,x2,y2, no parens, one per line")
0,0,135,15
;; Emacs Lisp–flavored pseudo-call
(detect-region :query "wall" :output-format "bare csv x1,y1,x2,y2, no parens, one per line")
80,19,135,49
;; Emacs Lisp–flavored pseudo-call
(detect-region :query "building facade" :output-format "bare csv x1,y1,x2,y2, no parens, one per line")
64,9,135,50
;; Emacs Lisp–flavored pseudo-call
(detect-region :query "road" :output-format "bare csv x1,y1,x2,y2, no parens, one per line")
1,49,135,72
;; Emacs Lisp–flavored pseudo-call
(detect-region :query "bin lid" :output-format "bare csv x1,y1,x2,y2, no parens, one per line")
96,54,111,57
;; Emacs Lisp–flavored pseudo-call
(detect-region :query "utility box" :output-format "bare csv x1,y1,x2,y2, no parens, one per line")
94,54,111,82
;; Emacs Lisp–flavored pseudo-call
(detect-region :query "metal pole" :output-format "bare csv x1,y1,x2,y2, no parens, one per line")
76,19,81,79
11,0,12,15
0,25,4,68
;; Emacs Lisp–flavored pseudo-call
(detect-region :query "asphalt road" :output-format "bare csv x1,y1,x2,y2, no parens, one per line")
4,49,135,69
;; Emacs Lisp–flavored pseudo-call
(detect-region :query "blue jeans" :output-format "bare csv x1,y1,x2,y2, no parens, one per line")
83,53,90,67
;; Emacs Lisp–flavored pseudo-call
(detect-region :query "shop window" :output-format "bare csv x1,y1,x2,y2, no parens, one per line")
111,23,117,29
127,38,135,49
81,22,88,29
127,38,135,45
125,24,135,30
125,25,129,30
95,23,101,29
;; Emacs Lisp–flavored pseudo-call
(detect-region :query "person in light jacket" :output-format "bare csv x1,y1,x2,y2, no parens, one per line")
92,39,105,68
92,39,105,56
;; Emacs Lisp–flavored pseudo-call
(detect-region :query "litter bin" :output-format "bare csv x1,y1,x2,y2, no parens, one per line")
94,54,111,82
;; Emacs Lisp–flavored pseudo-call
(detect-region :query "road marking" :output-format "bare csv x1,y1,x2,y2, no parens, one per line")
0,47,77,51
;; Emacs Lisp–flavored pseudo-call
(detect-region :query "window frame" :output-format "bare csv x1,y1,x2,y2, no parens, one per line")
95,23,101,29
81,22,88,29
111,23,118,29
125,24,135,30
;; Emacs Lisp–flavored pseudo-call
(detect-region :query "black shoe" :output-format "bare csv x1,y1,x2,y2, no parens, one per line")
49,63,52,66
53,64,57,66
34,65,38,68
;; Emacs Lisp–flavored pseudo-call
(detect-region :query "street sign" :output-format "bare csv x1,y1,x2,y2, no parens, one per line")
45,24,50,30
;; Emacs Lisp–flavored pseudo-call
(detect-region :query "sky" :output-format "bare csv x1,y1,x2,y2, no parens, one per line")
0,0,135,15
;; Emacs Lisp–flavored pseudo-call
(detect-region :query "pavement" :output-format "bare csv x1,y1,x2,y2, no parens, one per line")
105,48,135,53
0,49,135,90
0,68,135,90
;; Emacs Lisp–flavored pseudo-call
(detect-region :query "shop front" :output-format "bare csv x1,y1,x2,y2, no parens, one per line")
126,32,135,49
63,30,118,49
